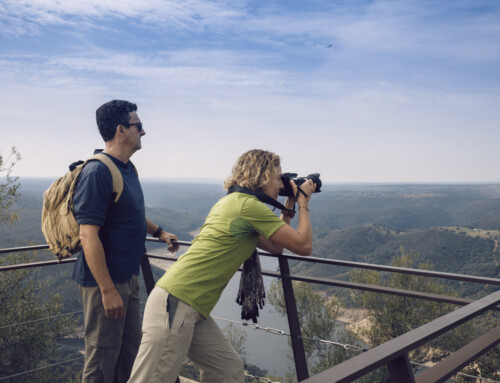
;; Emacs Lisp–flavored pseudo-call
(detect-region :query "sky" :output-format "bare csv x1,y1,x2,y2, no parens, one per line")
1,0,499,183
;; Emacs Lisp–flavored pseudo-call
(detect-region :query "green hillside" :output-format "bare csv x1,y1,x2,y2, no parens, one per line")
137,180,225,215
2,180,499,302
295,224,499,298
311,184,500,230
0,191,204,251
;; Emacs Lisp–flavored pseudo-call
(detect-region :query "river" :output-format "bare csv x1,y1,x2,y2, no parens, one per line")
211,255,293,377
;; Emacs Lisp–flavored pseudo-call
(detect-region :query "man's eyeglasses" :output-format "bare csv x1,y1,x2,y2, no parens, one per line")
121,122,143,132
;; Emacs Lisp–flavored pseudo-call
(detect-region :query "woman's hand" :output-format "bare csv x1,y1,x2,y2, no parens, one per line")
284,191,296,210
292,179,316,205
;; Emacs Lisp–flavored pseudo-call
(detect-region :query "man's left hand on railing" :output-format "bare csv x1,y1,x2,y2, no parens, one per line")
158,231,179,253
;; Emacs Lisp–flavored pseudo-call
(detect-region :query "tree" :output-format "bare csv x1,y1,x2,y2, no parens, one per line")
0,147,21,224
350,248,498,381
180,361,200,381
268,280,361,380
0,252,80,382
455,310,500,382
0,150,79,382
223,323,248,362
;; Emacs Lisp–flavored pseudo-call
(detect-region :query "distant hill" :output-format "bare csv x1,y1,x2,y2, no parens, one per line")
1,179,208,250
141,180,225,216
311,184,500,230
16,179,500,231
17,177,226,215
293,224,499,298
2,180,500,300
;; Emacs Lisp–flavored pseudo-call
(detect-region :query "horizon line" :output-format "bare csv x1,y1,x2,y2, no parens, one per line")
16,176,500,186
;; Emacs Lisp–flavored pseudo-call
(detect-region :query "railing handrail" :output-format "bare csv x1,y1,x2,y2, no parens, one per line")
1,240,499,382
2,244,498,311
2,240,499,286
276,253,500,286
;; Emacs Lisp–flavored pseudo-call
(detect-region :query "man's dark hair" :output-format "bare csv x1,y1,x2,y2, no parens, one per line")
96,100,138,142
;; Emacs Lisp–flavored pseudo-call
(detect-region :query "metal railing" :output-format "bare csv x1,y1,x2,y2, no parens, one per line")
1,240,499,382
302,290,500,383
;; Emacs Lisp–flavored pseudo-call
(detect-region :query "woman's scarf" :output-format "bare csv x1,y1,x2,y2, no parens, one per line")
236,249,265,323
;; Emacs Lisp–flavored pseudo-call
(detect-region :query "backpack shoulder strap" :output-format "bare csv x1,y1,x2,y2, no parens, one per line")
87,153,124,203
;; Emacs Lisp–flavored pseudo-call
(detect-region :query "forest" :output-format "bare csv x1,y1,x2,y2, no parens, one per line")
3,179,499,285
1,178,499,381
2,180,500,302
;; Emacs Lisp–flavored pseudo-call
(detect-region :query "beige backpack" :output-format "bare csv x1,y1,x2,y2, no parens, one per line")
41,153,123,260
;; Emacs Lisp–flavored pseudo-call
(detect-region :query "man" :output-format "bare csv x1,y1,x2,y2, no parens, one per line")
71,100,178,382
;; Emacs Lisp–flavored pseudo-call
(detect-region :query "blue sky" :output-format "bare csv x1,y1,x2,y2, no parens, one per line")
1,0,499,183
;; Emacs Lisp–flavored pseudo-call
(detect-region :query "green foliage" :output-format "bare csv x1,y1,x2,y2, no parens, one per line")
180,361,200,380
268,280,361,378
306,224,499,298
244,364,270,382
350,249,464,358
0,252,79,382
0,147,21,225
455,311,500,382
223,323,248,362
350,248,498,381
1,159,80,381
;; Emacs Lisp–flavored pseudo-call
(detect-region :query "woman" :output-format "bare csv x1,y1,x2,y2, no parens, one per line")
128,149,316,383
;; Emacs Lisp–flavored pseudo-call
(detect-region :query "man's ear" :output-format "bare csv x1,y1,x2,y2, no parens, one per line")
116,124,125,135
110,125,123,142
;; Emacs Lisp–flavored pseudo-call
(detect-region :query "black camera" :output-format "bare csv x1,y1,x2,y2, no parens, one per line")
279,173,322,197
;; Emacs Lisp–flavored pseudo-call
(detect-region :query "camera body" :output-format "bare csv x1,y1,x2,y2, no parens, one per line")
279,173,322,197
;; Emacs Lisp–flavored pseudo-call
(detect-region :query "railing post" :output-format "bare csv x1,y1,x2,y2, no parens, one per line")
141,252,156,295
387,354,415,383
278,254,309,381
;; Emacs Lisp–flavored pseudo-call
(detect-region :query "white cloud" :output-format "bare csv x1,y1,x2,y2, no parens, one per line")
1,0,499,182
0,0,244,35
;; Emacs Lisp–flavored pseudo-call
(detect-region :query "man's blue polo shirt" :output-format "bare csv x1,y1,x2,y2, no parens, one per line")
71,152,146,287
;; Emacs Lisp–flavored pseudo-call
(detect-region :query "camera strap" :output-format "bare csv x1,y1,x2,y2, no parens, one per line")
296,186,309,198
227,185,295,213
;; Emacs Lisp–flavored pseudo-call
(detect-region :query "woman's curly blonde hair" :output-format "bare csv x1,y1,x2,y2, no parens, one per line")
224,149,281,191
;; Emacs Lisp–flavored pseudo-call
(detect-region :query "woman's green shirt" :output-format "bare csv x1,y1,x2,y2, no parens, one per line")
156,192,285,318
